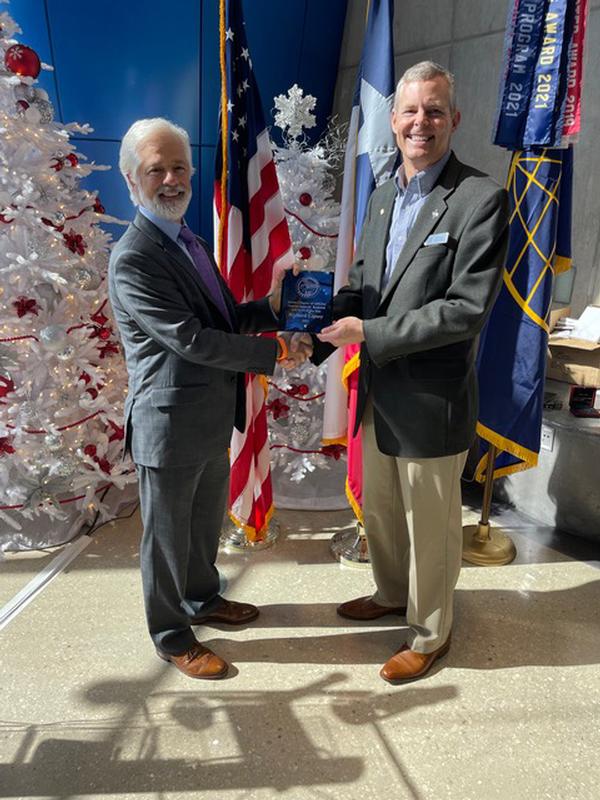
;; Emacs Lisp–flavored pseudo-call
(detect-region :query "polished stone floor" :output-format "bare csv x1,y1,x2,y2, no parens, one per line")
0,495,599,800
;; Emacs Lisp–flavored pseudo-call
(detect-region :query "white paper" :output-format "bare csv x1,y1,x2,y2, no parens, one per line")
571,306,600,343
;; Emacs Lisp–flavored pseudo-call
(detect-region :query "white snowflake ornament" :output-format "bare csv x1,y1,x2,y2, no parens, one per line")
273,84,316,140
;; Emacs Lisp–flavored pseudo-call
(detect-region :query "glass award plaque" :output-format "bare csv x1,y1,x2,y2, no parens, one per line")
279,270,334,333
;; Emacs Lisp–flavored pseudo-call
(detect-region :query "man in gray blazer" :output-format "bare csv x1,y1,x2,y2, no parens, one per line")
317,62,510,683
109,118,299,680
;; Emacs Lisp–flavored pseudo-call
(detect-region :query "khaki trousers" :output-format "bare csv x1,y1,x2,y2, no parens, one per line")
362,400,468,654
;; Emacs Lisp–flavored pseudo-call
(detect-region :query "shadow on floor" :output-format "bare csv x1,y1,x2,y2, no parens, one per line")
1,672,455,798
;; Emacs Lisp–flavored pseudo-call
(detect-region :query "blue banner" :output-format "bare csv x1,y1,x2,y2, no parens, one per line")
522,0,571,146
493,0,578,149
493,0,548,149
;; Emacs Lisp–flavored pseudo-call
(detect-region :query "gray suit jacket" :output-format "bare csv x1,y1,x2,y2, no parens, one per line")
108,212,279,468
317,152,509,458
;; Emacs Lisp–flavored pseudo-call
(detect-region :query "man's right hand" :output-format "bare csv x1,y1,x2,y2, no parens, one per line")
278,332,314,370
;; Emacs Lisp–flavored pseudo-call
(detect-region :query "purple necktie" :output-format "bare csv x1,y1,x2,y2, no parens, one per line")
179,225,231,325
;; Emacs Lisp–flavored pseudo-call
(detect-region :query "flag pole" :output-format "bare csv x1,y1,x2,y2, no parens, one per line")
462,445,516,565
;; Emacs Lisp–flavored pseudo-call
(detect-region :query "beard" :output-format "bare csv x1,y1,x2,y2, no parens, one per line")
139,185,191,222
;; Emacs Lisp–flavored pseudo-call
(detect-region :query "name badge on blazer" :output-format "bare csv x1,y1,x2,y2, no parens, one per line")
424,232,451,246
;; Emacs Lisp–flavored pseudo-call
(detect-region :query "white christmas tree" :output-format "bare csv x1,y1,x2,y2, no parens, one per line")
0,2,134,549
267,85,347,506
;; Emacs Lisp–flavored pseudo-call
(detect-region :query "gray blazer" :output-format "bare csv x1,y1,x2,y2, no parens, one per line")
318,152,509,459
108,212,279,468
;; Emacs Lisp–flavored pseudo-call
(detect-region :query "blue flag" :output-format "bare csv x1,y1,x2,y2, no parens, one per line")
476,148,573,480
477,0,585,482
352,0,398,239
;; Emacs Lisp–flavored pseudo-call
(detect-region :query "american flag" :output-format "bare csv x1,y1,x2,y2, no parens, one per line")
214,0,293,540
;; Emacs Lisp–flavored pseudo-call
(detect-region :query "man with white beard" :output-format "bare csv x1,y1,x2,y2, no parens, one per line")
109,118,299,679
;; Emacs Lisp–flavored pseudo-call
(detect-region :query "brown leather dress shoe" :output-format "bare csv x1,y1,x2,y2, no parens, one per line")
380,638,451,684
156,642,228,680
337,595,407,621
190,597,259,626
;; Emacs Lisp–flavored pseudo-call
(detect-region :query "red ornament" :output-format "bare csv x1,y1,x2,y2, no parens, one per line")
50,157,64,172
4,44,41,79
91,311,108,326
16,99,29,112
63,229,86,256
0,436,16,456
0,212,15,224
299,192,312,207
13,296,40,318
98,327,112,341
86,387,99,400
289,383,310,397
0,375,15,401
299,246,311,260
83,444,97,458
79,371,91,384
93,197,105,214
66,153,78,167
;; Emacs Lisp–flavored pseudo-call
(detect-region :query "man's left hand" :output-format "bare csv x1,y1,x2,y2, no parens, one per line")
268,262,301,315
317,317,365,347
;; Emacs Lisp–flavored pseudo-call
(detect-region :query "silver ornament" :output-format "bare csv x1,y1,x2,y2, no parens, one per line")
32,98,54,124
56,345,75,361
43,434,63,451
72,268,102,291
289,418,311,445
39,325,68,351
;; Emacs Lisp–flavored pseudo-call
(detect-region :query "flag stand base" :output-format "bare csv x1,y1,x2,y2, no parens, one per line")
330,523,371,568
220,517,280,552
462,443,516,566
462,522,516,566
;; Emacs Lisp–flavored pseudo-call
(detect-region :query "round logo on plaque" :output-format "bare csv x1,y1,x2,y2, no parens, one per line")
296,275,320,299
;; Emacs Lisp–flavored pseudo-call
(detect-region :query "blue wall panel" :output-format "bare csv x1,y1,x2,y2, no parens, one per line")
9,0,347,242
45,0,201,143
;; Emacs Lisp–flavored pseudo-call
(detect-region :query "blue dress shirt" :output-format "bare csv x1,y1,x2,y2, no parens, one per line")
382,150,451,290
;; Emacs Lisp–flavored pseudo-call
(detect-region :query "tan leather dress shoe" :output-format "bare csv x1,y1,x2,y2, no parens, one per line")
156,642,228,679
190,597,259,626
380,638,451,684
337,595,407,621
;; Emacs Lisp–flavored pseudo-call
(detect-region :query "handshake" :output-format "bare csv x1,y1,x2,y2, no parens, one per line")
277,332,314,371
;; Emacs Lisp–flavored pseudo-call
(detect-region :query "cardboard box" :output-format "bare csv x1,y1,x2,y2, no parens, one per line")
547,338,600,387
548,305,571,333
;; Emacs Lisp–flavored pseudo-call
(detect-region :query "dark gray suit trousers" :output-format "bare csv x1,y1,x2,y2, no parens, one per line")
137,452,230,654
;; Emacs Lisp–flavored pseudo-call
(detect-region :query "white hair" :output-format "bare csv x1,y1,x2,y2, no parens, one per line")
118,117,194,204
394,61,457,112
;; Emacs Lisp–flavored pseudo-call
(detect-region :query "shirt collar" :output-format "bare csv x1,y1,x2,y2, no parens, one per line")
394,150,451,199
138,205,183,244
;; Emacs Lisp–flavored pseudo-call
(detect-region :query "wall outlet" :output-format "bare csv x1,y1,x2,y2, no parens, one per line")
540,424,555,452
